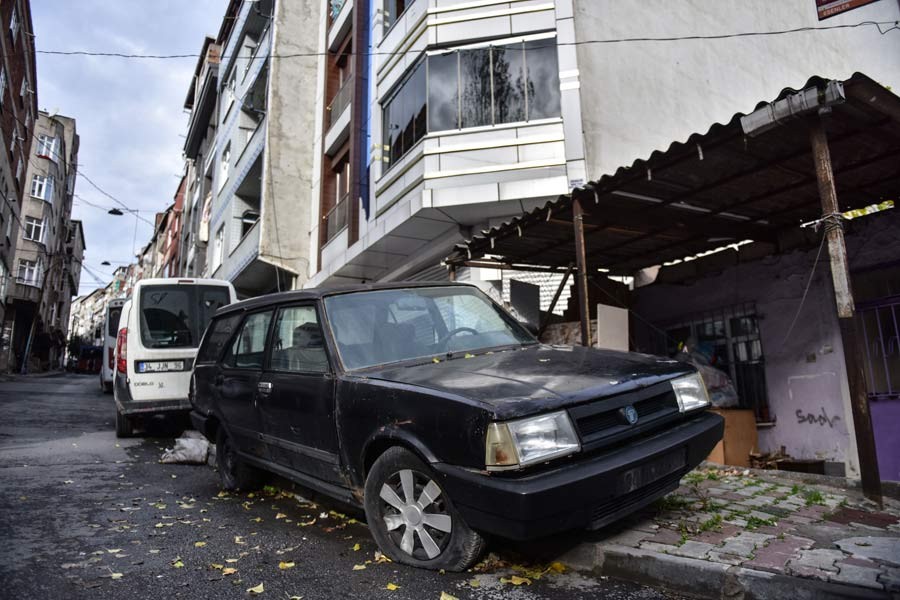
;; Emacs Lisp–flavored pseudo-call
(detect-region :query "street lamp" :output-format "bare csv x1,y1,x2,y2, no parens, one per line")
108,208,124,216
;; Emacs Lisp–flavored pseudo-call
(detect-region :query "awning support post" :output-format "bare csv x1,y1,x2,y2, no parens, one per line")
448,264,457,282
538,263,574,340
809,115,882,506
572,194,592,347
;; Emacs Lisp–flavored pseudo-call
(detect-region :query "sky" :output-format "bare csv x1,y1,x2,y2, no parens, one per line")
31,0,229,296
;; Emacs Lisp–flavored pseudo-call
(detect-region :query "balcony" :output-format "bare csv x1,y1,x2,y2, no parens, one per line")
324,193,349,243
328,0,353,52
324,76,353,156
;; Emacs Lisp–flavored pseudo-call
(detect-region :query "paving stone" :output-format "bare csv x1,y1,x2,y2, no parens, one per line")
706,487,731,496
719,492,746,502
793,548,846,572
793,505,829,519
787,563,832,581
645,527,683,545
748,510,778,522
724,517,748,527
786,515,815,525
640,541,678,554
695,524,741,545
829,563,885,590
736,486,765,497
773,486,794,495
878,566,900,592
707,551,744,566
827,508,899,528
742,495,777,508
742,549,793,574
670,540,715,560
839,556,880,568
718,532,773,558
601,528,650,548
835,536,900,566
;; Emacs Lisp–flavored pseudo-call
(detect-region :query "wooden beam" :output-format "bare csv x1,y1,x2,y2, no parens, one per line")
810,115,882,506
538,263,574,339
572,194,592,347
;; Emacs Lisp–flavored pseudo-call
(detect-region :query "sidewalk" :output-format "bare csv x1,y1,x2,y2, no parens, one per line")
564,466,900,599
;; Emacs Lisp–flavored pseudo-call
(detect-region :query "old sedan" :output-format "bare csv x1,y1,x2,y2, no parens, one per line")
189,283,723,571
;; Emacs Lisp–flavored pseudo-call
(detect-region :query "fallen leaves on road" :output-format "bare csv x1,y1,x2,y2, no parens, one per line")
105,549,122,554
194,541,206,548
171,558,184,569
385,583,399,591
247,583,264,594
373,551,391,564
275,513,287,519
439,593,458,600
211,563,224,570
468,579,480,588
110,572,123,580
222,567,237,576
225,558,239,563
352,564,366,571
278,561,295,570
63,480,73,484
352,543,360,551
234,535,246,545
500,575,532,586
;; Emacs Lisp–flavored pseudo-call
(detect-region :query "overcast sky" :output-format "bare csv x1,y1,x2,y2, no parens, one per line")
31,0,229,296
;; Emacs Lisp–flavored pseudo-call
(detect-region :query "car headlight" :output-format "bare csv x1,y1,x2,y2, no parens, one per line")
485,410,580,470
671,372,710,412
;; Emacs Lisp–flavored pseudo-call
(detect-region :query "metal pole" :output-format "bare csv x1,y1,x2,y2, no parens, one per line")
572,194,592,347
809,115,882,506
448,265,456,282
538,263,573,339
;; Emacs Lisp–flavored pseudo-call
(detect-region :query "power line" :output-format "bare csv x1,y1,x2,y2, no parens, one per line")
25,19,900,61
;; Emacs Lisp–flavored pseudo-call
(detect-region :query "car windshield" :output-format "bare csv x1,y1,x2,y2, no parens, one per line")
106,306,122,337
139,285,231,349
324,286,535,370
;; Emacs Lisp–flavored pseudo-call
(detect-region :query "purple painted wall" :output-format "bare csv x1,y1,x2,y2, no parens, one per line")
872,399,900,482
631,209,900,479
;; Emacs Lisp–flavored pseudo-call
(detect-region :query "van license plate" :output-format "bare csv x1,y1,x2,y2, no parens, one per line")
138,361,184,373
618,449,686,494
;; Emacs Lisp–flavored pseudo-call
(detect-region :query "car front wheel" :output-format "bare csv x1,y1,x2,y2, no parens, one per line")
363,447,486,571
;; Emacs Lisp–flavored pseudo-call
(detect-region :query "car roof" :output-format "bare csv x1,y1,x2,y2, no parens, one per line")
215,281,476,316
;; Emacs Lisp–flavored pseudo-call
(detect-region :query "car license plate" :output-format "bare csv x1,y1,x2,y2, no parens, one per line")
618,449,687,494
138,360,184,373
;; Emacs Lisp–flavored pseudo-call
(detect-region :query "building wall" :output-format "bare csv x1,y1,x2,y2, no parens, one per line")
571,0,900,180
632,209,900,478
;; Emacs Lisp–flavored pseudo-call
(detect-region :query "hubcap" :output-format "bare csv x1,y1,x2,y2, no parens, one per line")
379,469,452,560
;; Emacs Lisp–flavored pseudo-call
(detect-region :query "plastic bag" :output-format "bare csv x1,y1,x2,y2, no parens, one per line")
160,432,210,464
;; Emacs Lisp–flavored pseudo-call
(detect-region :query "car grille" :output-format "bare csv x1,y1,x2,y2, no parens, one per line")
569,382,679,451
589,466,687,528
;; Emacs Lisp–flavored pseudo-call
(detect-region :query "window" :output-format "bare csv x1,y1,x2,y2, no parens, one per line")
139,284,231,349
5,213,12,239
15,158,22,184
37,135,58,162
223,311,272,369
383,0,408,32
219,144,231,192
0,67,6,109
31,175,53,201
196,313,242,363
382,60,425,168
213,224,225,270
0,261,8,302
19,78,26,108
324,160,349,242
269,306,329,373
383,37,561,171
240,210,259,238
23,216,43,242
17,259,41,286
10,5,19,43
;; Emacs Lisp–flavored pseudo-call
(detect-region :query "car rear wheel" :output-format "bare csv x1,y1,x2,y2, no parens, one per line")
364,447,486,571
115,408,133,438
103,381,113,394
216,428,262,491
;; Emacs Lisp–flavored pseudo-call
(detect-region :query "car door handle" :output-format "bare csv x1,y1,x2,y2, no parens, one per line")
257,382,273,394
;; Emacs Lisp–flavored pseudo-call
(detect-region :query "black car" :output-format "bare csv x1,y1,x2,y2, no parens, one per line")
189,282,723,571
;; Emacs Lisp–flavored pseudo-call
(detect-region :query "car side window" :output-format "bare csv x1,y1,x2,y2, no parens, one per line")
268,305,329,373
222,311,273,370
197,314,242,364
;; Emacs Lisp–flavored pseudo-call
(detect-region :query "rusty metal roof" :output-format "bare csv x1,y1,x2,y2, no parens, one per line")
445,73,900,275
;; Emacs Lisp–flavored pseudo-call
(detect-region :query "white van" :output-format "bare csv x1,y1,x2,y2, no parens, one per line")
114,278,236,437
100,298,126,394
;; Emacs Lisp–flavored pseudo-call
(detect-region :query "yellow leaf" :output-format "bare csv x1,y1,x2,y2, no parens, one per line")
432,357,440,363
299,518,316,527
222,567,237,576
110,572,123,580
550,561,567,573
352,543,360,552
289,597,303,600
352,564,366,571
225,558,239,563
386,583,399,591
106,548,122,554
469,578,480,587
211,564,224,570
373,551,391,564
247,583,264,594
275,513,287,519
464,353,475,359
500,575,531,586
251,517,262,523
440,593,458,600
172,560,184,569
194,541,206,548
234,536,245,544
278,561,295,570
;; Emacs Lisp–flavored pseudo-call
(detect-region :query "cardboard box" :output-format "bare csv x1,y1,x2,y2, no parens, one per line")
706,408,758,467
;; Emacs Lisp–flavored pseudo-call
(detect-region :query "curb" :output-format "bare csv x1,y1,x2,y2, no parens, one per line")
562,543,891,600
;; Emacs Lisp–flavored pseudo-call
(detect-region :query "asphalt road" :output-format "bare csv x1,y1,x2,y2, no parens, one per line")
0,373,680,600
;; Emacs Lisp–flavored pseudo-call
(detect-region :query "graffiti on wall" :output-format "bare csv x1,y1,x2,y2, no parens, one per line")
795,406,842,428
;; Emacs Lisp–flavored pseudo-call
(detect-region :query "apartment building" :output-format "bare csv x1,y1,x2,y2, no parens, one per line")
307,0,900,286
0,0,37,363
6,111,83,371
198,0,321,296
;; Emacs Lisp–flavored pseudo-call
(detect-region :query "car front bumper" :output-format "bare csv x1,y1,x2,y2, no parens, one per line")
432,411,723,541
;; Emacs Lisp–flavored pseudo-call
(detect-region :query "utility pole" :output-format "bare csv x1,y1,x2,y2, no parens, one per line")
809,114,882,506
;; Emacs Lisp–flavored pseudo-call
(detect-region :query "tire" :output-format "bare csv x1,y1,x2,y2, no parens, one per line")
115,407,133,438
363,447,486,571
103,380,113,394
216,427,263,491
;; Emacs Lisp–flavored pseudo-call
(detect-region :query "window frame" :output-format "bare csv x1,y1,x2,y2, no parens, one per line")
265,302,333,375
221,309,275,371
23,215,43,242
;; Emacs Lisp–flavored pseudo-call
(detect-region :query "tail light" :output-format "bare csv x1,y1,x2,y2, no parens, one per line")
116,328,128,374
108,347,115,371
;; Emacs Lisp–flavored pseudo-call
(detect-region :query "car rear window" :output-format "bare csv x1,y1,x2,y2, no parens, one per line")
107,307,122,337
139,284,231,349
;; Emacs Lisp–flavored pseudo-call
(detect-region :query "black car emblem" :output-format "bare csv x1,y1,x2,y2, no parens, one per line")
621,405,639,425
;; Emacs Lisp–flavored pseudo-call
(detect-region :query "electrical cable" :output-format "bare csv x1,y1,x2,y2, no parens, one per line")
22,19,899,60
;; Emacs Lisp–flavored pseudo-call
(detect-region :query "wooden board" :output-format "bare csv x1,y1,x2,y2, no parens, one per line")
706,408,758,467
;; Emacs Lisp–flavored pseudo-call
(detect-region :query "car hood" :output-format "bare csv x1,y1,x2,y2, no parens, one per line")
359,344,693,420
